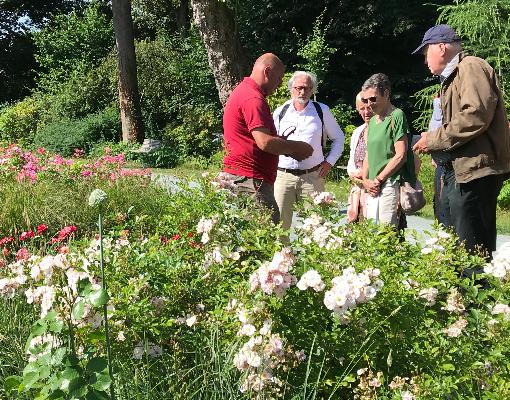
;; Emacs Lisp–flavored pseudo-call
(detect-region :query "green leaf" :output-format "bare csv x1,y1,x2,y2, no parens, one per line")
78,279,93,296
87,288,109,307
91,372,111,392
86,388,110,400
3,375,21,393
68,377,88,398
441,363,456,371
86,357,108,373
48,389,66,399
72,299,85,321
31,320,48,336
49,319,64,333
60,368,80,392
22,371,40,390
51,347,68,366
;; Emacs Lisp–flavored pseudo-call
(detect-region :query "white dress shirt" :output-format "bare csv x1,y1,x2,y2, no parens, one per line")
273,100,345,169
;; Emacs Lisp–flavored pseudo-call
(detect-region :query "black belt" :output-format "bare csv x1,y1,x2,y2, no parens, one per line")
277,164,321,176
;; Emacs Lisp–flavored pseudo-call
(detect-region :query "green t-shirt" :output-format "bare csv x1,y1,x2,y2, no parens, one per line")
367,108,416,185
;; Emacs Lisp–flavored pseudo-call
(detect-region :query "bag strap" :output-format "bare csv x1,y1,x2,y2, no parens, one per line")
277,103,291,135
278,101,326,156
311,101,326,154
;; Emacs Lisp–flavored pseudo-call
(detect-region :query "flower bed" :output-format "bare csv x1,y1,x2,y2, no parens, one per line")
1,145,510,399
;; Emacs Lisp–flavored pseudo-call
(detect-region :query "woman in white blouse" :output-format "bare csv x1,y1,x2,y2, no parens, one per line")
346,92,373,222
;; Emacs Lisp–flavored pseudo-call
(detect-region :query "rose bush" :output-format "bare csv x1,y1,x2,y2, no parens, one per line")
1,147,510,399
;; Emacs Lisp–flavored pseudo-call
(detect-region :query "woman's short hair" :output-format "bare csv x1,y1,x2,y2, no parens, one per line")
355,91,363,106
362,73,391,96
288,71,318,94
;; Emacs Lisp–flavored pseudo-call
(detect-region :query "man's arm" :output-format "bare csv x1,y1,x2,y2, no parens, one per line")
252,128,313,161
323,107,345,166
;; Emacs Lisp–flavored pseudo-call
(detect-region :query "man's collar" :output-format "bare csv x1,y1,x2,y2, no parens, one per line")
440,52,461,83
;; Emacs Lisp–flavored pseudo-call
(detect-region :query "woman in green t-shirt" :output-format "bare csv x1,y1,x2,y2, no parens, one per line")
361,73,415,226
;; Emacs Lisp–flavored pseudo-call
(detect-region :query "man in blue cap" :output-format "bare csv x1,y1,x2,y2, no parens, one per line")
413,24,510,261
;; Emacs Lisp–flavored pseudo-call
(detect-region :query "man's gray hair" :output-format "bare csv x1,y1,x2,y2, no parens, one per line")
288,71,318,94
361,73,391,96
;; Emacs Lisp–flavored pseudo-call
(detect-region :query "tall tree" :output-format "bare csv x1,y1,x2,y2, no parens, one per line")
111,0,144,143
0,0,87,102
190,0,250,105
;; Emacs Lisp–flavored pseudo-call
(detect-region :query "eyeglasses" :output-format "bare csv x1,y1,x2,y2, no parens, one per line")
279,126,296,139
360,96,377,104
292,86,310,92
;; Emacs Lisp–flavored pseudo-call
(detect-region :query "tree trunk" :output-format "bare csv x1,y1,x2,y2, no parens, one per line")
111,0,144,143
190,0,250,106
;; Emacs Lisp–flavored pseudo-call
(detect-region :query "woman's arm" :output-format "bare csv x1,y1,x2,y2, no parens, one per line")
374,136,408,183
362,151,381,196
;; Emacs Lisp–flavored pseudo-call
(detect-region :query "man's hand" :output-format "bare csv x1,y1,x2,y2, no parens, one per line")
412,132,429,154
287,140,313,161
318,161,332,178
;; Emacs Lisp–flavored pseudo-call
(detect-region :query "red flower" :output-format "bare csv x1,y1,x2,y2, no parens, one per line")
36,224,48,235
0,236,14,246
51,225,77,243
187,232,194,238
171,234,181,241
2,247,9,257
19,231,35,241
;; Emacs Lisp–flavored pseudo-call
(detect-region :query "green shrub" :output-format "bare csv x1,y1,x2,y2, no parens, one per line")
162,105,222,162
135,31,220,138
33,108,120,156
0,97,41,144
498,180,510,209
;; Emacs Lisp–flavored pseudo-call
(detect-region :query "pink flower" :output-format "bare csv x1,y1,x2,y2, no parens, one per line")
81,170,92,177
36,224,48,235
20,231,35,241
73,148,85,158
16,247,30,261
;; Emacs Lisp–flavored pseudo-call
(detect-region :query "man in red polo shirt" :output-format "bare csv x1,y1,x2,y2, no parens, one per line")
221,53,313,223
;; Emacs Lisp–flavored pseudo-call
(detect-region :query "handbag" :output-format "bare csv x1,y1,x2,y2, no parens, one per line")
400,179,426,214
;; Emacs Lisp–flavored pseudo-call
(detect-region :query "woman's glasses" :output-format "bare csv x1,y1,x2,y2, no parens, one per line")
360,96,377,104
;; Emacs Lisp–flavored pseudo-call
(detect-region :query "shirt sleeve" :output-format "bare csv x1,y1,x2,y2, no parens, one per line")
322,105,345,165
391,110,408,143
241,97,276,135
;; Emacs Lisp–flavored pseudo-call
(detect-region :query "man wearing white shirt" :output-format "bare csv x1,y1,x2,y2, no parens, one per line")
273,71,345,233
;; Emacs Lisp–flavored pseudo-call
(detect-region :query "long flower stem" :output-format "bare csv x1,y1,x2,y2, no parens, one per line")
99,208,116,400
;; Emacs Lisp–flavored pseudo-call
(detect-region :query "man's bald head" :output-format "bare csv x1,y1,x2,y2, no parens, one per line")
253,53,284,71
250,53,285,97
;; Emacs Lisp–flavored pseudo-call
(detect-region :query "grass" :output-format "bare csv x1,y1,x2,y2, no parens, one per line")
159,155,510,235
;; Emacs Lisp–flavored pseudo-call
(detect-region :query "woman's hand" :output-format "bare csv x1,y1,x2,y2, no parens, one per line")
363,178,381,197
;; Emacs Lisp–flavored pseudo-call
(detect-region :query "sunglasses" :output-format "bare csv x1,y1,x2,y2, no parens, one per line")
360,96,378,104
293,86,311,92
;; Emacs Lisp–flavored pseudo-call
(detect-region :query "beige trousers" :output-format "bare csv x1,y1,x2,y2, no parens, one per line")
274,169,325,231
366,180,400,226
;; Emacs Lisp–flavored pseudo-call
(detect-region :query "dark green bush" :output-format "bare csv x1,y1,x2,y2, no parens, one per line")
33,108,120,156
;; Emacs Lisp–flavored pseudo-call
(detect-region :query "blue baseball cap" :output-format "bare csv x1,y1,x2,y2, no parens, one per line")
412,24,461,54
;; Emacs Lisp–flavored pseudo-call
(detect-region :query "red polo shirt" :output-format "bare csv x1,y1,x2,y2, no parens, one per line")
222,77,279,183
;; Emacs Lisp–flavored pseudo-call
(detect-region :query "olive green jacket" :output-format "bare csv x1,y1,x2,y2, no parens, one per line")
428,53,510,183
